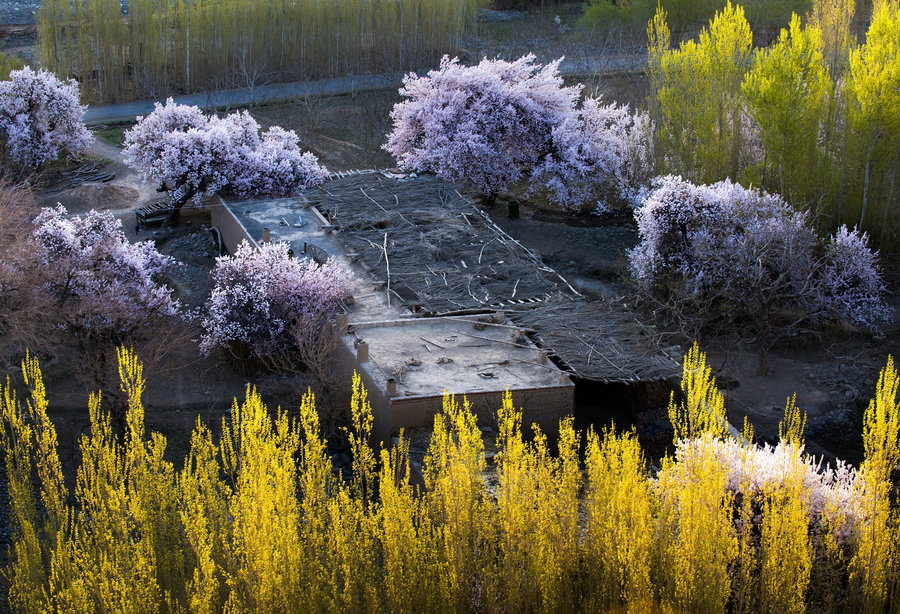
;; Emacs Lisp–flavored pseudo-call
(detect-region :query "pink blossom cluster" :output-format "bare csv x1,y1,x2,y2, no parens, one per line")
384,55,651,210
123,99,327,205
201,241,353,359
0,67,94,167
629,175,889,329
820,225,892,328
30,205,180,339
532,97,653,212
230,126,329,198
385,55,580,199
669,435,859,544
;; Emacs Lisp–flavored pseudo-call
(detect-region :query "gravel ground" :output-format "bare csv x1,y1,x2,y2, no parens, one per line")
1,1,39,24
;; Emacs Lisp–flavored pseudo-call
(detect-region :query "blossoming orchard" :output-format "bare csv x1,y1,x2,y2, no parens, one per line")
0,0,898,611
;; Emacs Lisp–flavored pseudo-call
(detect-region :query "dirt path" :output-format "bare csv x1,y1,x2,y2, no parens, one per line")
36,137,162,220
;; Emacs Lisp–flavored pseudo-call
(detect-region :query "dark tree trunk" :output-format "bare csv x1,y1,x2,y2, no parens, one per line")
757,349,769,377
164,202,184,227
163,178,199,227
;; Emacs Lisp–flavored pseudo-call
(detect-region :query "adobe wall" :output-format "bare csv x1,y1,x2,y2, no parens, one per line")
209,201,257,254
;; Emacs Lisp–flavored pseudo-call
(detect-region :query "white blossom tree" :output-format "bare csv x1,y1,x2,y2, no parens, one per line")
531,96,653,212
384,54,581,205
0,67,94,168
201,241,353,376
123,99,327,222
630,176,890,374
25,205,183,388
384,54,651,211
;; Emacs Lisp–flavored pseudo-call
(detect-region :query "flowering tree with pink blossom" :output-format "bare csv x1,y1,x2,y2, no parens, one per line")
124,99,327,223
230,126,328,199
0,67,94,169
630,176,890,374
25,205,182,388
384,54,581,205
531,96,653,213
384,55,651,211
201,241,353,376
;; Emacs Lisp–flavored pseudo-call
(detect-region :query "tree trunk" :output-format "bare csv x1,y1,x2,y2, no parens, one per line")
165,205,182,228
879,163,896,243
184,0,191,92
860,145,872,229
757,349,769,377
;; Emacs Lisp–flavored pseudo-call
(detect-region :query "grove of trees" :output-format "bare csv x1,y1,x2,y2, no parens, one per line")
0,2,896,612
647,0,900,242
1,346,897,612
36,0,487,104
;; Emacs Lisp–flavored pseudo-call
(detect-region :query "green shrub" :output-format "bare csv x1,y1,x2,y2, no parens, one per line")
0,53,25,80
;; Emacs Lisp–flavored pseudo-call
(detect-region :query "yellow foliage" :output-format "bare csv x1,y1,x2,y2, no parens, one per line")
349,371,377,502
850,355,900,611
649,2,753,182
668,341,728,441
657,433,737,613
779,393,807,446
424,392,487,611
583,426,655,610
742,14,832,204
490,392,581,613
221,387,303,611
809,0,856,73
2,348,899,612
379,432,450,612
758,443,812,614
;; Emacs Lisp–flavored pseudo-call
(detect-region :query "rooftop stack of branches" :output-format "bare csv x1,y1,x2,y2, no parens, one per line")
36,0,487,105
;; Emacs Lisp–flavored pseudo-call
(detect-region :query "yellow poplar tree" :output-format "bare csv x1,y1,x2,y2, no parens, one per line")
583,426,655,610
742,14,831,204
668,342,728,442
658,343,736,613
423,393,487,611
843,0,900,233
757,396,812,614
849,356,900,612
649,2,753,183
491,392,581,612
